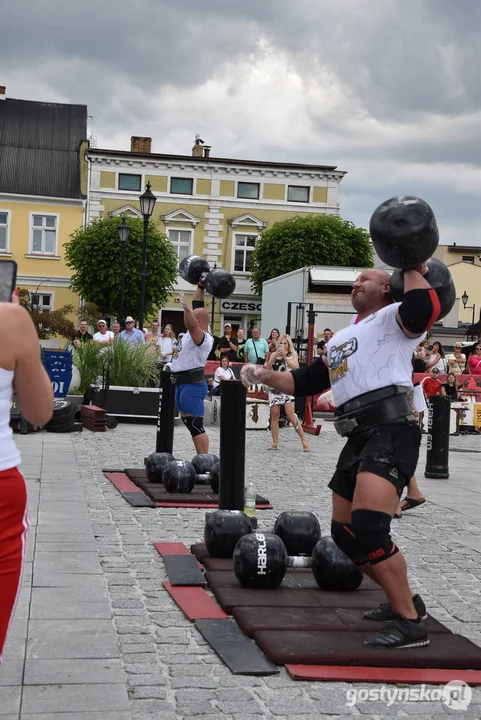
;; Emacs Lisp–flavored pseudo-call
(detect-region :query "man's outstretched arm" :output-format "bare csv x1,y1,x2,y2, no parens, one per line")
240,356,330,396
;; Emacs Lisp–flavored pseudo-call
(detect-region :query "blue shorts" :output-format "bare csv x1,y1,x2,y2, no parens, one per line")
175,381,208,416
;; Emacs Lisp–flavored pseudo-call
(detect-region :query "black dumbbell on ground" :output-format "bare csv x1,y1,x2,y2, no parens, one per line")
204,509,253,558
145,452,175,483
179,255,236,299
191,453,219,485
233,532,363,591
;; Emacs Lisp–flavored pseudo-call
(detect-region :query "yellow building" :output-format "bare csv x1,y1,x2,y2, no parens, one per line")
86,136,346,335
0,94,87,324
434,243,481,335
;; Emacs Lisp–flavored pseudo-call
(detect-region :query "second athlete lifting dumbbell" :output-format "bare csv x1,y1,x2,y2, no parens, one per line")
179,255,236,299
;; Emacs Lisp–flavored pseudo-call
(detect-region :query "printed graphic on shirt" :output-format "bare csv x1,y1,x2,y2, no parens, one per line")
328,338,358,384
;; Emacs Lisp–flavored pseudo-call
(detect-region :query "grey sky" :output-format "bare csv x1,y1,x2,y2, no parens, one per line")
2,0,480,245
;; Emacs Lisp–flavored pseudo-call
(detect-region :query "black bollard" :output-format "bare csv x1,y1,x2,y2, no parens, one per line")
218,380,246,511
425,395,450,479
156,367,175,454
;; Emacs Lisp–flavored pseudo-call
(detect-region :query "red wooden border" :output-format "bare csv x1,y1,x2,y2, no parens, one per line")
154,541,191,557
287,664,481,685
155,502,273,509
104,472,141,493
163,581,228,621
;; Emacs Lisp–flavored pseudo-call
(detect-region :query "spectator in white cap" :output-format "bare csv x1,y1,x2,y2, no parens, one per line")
92,320,114,345
120,316,145,345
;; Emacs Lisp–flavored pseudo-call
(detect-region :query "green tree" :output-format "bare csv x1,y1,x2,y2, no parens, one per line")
65,216,178,317
250,215,373,294
18,288,76,340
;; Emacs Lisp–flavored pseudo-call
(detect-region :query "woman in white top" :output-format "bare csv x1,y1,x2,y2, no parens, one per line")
425,341,446,373
157,324,176,364
0,293,54,663
211,355,235,394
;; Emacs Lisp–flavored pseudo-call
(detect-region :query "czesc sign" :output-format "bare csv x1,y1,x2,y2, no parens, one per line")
220,300,262,313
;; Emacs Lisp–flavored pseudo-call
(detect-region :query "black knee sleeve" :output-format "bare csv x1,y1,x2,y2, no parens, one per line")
331,520,368,567
350,510,399,565
181,415,205,437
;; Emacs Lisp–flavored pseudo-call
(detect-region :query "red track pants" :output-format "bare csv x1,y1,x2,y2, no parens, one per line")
0,467,28,663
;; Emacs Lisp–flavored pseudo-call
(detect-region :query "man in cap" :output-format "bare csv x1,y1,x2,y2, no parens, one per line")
92,320,114,345
217,322,238,362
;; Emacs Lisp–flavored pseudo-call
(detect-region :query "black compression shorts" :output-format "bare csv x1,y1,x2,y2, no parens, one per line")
328,421,421,501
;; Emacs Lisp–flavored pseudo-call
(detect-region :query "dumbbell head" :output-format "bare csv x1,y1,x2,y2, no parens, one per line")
311,537,363,591
191,453,219,477
145,452,175,483
369,196,439,269
390,257,456,320
209,461,220,494
204,509,252,558
162,460,196,494
204,268,236,299
273,511,321,557
179,255,210,285
233,532,287,589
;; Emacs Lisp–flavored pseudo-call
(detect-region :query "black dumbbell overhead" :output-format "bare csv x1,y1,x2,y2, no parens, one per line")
179,255,236,299
369,196,439,269
390,257,456,320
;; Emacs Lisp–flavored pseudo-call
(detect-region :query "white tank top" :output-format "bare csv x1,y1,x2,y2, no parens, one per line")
0,368,21,471
171,331,214,373
326,302,425,408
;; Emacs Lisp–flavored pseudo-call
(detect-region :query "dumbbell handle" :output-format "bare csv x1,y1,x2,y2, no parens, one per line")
287,555,313,568
195,472,210,483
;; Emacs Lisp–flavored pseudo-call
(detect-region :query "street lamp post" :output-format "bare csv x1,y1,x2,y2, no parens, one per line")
210,263,217,329
117,217,130,327
138,182,157,331
461,290,476,341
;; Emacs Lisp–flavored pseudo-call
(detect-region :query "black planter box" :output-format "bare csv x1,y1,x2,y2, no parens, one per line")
105,385,160,419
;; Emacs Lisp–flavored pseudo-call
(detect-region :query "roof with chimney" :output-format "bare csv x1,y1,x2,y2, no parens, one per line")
0,98,88,198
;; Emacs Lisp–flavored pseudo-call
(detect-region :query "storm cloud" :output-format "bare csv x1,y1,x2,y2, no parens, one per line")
2,0,480,245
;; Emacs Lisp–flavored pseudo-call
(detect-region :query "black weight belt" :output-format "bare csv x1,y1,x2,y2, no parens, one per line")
334,385,415,437
171,367,206,385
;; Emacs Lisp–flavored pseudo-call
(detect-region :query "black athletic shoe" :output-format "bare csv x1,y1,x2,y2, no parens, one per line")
362,594,427,621
363,615,429,649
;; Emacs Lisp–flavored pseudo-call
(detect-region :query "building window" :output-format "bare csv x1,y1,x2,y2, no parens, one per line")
31,215,58,255
287,185,310,203
170,178,193,195
462,255,475,264
234,234,257,273
31,293,53,312
168,228,192,261
238,182,260,200
118,174,142,191
0,211,9,252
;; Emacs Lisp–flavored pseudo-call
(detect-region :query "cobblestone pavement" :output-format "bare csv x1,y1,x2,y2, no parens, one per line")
2,419,481,719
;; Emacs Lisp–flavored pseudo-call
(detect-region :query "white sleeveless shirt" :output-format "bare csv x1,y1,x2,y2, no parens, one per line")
0,368,21,471
326,303,425,408
171,331,214,373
